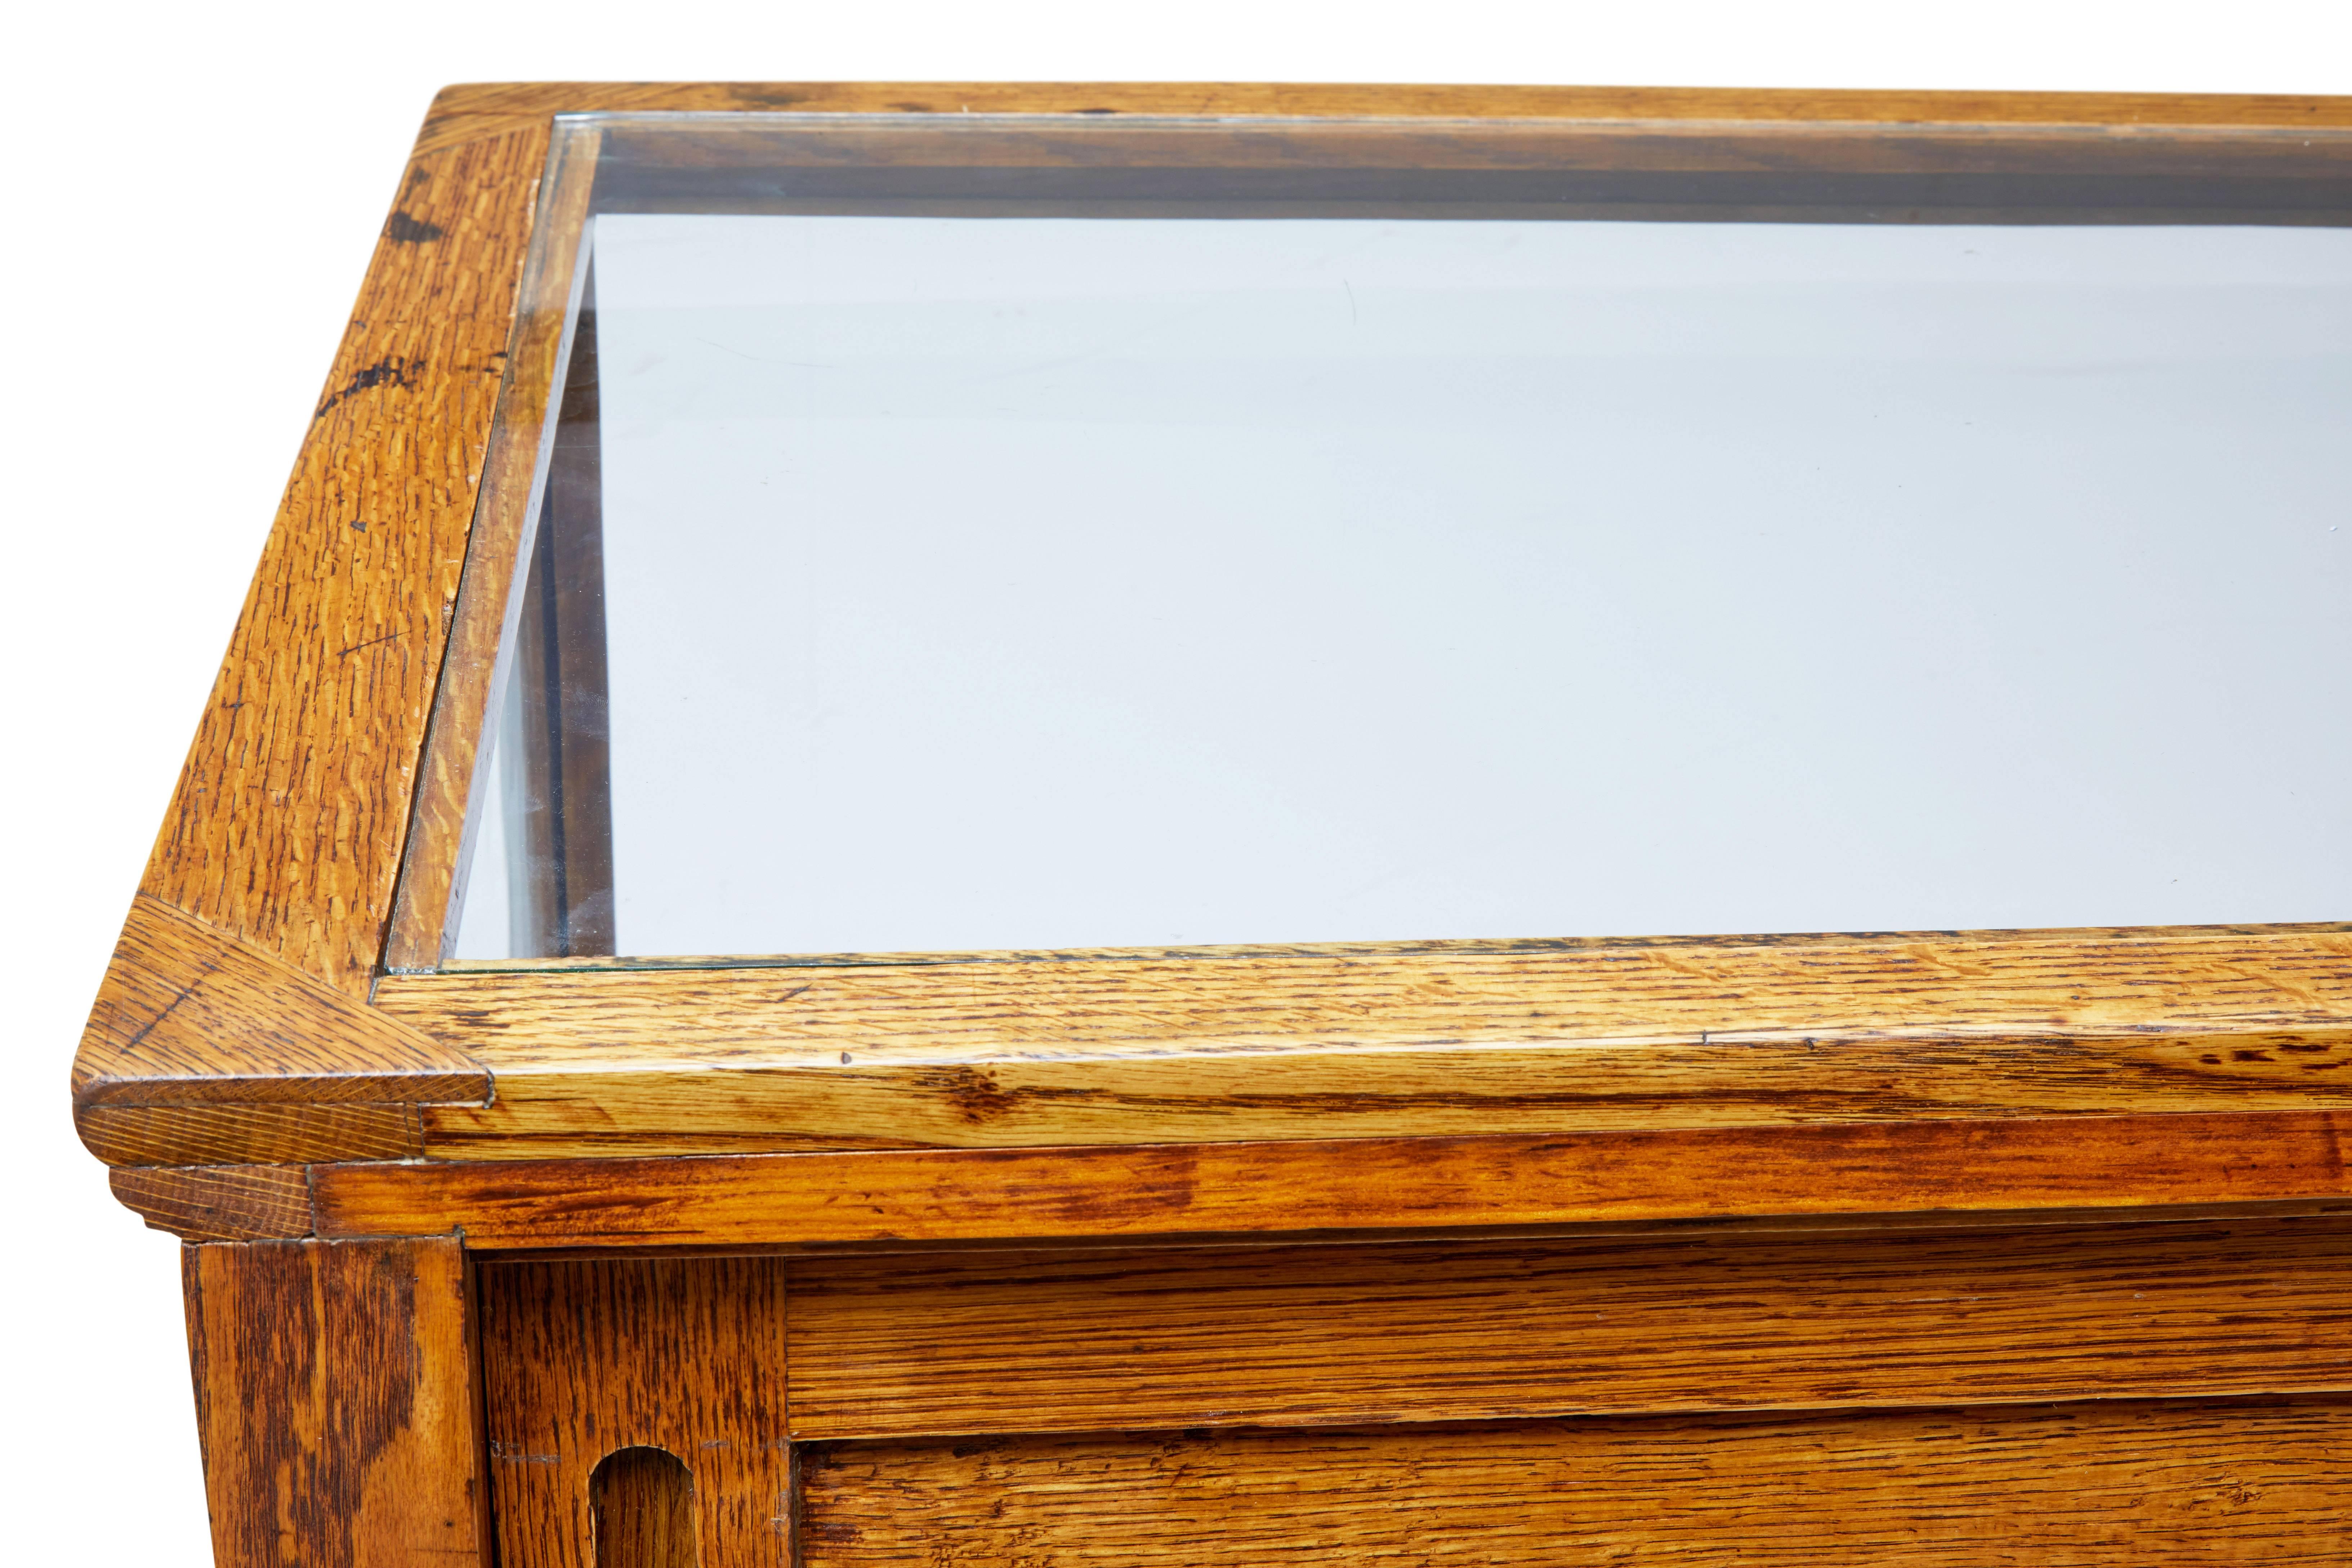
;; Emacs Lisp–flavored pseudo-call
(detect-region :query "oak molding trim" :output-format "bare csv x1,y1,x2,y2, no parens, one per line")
113,1163,316,1243
79,919,2352,1175
412,81,2352,159
103,1108,2352,1246
363,923,2352,1165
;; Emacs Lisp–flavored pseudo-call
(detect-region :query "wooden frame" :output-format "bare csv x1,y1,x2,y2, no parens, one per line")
70,83,2352,1567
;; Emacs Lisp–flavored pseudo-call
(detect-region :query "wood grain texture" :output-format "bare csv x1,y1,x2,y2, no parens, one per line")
115,1164,314,1242
477,1257,790,1568
368,926,2352,1160
139,120,550,994
783,1219,2352,1438
309,1111,2352,1251
590,1448,696,1568
77,895,485,1106
73,893,486,1167
183,1236,488,1568
79,1102,421,1167
797,1400,2352,1565
416,83,2352,160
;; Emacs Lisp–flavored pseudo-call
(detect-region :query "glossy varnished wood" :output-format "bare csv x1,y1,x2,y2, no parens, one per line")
781,1218,2352,1437
182,1236,488,1567
590,1448,696,1568
377,926,2352,1161
308,1111,2352,1250
477,1257,790,1568
796,1399,2352,1565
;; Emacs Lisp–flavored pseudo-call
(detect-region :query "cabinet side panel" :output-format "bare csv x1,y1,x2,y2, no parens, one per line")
796,1401,2352,1566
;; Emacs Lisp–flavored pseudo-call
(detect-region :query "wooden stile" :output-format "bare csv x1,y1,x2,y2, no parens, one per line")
181,1236,490,1568
476,1257,792,1568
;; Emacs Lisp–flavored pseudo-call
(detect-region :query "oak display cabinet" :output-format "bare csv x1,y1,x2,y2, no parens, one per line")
74,82,2352,1565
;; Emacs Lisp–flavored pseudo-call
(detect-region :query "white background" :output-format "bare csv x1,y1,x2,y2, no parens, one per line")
3,3,2346,1558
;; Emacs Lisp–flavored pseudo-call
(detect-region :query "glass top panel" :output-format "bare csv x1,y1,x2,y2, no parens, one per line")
443,115,2352,961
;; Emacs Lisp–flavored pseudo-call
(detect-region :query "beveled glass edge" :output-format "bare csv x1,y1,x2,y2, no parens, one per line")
554,107,2352,135
386,117,604,973
430,921,2352,975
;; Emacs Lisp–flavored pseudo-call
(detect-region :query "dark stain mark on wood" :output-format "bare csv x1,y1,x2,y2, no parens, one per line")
385,210,447,244
934,1066,1023,1123
315,355,421,419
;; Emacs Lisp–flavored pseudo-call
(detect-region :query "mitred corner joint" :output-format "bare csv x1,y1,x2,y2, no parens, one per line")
72,893,490,1170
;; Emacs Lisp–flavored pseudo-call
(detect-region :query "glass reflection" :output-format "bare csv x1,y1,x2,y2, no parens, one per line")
452,213,2352,959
